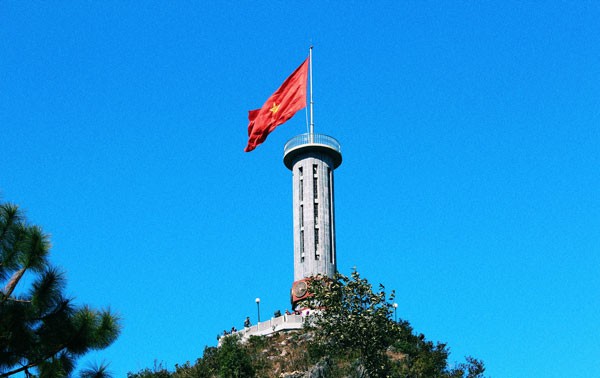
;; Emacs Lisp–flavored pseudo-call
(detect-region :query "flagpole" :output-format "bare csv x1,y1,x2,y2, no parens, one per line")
309,46,314,141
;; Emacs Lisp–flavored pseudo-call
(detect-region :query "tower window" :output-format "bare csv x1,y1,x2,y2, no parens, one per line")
300,205,304,228
314,230,319,260
313,165,318,199
300,230,305,262
314,203,318,225
299,167,303,201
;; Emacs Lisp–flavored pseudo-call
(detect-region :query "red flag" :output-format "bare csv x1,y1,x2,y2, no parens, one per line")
245,58,309,152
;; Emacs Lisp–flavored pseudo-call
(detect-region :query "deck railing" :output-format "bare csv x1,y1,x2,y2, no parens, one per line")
219,314,305,345
283,133,341,156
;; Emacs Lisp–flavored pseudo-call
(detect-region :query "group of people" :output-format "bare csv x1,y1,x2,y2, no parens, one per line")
275,309,300,316
218,309,304,340
242,309,298,329
219,326,237,338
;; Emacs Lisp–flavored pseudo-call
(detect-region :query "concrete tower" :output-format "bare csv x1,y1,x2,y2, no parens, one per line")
284,133,342,308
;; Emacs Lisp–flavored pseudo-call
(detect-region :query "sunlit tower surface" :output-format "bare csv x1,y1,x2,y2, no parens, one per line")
284,133,342,309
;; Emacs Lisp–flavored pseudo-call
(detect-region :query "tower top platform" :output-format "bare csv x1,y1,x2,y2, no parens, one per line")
283,133,342,170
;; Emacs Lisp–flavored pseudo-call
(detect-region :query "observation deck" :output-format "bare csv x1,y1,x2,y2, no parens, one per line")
283,133,342,170
218,314,306,346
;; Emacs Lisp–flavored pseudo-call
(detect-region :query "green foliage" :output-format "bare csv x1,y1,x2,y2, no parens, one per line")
79,362,114,378
214,335,254,378
303,270,486,378
302,270,400,376
128,337,255,378
0,202,121,377
127,361,172,378
129,270,485,378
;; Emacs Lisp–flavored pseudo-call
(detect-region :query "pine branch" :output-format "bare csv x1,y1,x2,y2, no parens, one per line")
3,297,31,304
1,343,68,377
2,268,26,301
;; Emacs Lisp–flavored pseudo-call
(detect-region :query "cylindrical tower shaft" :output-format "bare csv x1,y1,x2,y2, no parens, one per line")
291,153,337,280
284,133,342,308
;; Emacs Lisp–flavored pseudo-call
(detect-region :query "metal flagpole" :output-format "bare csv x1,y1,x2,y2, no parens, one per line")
309,46,314,141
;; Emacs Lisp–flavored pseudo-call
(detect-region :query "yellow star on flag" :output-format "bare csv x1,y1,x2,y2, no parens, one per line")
269,103,280,114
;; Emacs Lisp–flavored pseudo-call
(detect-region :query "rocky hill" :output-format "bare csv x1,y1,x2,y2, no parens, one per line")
128,271,485,378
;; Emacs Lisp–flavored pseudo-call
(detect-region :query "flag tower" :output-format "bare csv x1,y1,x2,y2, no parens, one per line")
283,48,342,309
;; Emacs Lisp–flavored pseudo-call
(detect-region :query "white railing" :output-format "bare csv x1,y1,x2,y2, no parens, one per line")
283,133,341,156
219,314,305,345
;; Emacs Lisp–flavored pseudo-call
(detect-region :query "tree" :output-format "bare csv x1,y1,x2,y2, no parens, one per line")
79,362,114,378
0,202,121,377
213,335,254,378
127,337,255,378
127,361,171,378
303,270,485,378
301,271,401,376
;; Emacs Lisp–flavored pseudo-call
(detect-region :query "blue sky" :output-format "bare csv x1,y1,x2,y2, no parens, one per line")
1,2,599,377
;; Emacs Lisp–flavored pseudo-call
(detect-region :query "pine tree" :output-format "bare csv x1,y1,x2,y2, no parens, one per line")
0,202,121,377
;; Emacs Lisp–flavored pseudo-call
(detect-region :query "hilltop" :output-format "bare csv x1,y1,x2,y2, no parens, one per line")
128,271,485,378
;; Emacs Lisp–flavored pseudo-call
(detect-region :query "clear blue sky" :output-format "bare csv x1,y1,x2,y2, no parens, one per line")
2,2,599,377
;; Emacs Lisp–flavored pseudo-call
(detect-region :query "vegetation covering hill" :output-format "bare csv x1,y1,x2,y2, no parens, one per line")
129,271,485,378
0,200,484,377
